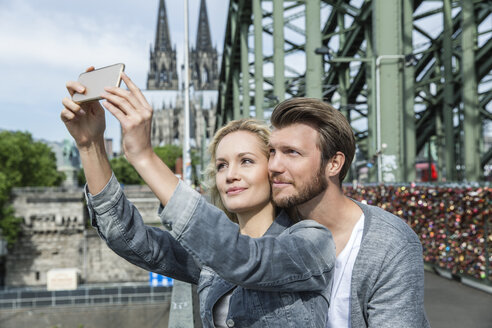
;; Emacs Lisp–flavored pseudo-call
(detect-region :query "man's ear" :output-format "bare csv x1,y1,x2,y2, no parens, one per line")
325,151,345,177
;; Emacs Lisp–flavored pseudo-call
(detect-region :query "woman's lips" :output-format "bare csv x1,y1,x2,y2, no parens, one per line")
226,187,247,195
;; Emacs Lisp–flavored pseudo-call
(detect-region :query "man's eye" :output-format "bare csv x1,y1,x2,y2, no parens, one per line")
288,149,300,155
269,149,275,156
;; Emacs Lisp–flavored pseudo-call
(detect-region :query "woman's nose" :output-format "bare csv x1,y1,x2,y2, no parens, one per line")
226,164,240,182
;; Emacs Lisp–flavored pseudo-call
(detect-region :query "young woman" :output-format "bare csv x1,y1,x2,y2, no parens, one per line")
61,69,335,327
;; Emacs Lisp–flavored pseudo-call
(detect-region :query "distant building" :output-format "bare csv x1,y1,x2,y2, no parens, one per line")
5,184,163,287
45,140,81,187
45,138,115,187
190,0,219,91
140,0,218,155
3,0,220,288
146,0,179,90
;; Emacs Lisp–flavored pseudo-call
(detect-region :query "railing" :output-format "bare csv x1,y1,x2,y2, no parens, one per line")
345,183,491,285
168,281,202,328
0,284,172,310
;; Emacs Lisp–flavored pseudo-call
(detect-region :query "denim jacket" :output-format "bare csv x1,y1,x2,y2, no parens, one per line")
86,174,335,327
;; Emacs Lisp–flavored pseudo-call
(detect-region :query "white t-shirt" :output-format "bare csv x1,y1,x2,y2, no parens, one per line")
327,214,365,328
213,289,234,327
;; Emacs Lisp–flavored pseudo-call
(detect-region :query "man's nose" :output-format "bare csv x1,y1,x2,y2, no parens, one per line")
268,152,284,173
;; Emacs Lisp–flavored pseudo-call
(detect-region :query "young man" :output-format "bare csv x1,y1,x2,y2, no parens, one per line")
268,98,430,327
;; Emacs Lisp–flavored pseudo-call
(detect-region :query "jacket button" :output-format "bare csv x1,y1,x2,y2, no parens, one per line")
226,319,235,327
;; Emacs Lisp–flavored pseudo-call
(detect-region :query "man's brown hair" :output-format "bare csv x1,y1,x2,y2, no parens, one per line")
270,97,356,185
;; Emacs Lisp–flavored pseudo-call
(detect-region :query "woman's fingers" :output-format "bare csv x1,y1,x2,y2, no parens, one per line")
101,100,128,124
100,89,132,116
60,107,76,123
65,81,86,97
62,97,86,115
102,85,152,120
96,73,153,134
121,73,151,110
65,67,94,96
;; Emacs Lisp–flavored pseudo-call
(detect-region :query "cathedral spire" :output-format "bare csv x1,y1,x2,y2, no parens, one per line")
147,0,178,90
155,0,172,52
195,0,213,51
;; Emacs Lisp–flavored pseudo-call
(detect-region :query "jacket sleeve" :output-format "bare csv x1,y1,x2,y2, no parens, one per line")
160,180,336,292
86,173,201,284
366,242,430,328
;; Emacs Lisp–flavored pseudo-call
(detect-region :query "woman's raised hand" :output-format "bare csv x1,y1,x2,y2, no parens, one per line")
61,67,106,150
101,73,154,166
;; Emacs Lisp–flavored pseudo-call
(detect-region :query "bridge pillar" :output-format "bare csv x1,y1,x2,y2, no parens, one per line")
372,0,408,182
273,0,285,103
240,17,250,118
442,0,457,180
253,0,264,119
305,0,322,99
462,0,481,181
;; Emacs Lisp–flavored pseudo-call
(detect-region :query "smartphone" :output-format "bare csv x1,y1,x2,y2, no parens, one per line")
72,63,125,104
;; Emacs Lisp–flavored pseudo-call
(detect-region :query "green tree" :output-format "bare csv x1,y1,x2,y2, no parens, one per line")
0,131,65,246
78,144,195,186
106,144,183,186
110,156,144,185
154,144,182,171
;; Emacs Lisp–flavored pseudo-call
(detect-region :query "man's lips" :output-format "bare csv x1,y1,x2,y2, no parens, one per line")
271,180,292,187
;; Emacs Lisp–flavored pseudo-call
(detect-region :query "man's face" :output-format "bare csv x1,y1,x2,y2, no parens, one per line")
268,123,328,208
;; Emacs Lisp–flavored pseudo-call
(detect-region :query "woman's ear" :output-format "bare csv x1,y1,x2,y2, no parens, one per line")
325,151,345,178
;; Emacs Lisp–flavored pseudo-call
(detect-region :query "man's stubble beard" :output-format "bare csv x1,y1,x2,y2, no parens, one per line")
272,163,328,209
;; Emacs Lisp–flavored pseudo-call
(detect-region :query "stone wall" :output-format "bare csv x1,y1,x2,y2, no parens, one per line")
6,184,163,287
0,302,170,328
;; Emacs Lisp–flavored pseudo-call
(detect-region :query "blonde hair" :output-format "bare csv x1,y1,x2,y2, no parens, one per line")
204,119,271,222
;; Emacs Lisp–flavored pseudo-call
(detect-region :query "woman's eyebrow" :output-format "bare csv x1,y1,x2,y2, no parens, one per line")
237,152,256,157
216,152,258,162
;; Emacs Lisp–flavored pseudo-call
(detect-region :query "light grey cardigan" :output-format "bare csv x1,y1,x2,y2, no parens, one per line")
350,201,431,327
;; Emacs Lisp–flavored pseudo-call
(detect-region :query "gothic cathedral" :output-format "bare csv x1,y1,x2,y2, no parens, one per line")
145,0,218,151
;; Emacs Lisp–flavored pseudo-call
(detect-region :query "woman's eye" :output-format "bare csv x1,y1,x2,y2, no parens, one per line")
216,163,226,171
242,158,254,165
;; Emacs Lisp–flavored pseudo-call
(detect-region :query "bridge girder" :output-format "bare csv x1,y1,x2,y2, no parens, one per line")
216,0,492,182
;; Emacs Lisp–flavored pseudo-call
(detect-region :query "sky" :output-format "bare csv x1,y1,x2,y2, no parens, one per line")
1,1,490,153
0,0,228,151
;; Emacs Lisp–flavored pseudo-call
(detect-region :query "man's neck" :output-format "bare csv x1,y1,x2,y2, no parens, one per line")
297,186,362,256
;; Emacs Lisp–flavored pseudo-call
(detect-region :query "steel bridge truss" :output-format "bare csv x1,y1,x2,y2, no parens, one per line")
216,0,491,183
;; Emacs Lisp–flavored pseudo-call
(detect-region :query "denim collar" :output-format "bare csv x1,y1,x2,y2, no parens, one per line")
264,209,292,237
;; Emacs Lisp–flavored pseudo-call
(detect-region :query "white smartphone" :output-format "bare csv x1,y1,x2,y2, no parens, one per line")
72,63,125,104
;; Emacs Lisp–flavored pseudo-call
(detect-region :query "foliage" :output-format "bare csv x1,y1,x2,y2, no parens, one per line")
110,156,144,185
154,144,182,171
0,131,65,188
0,206,22,248
77,144,200,187
77,167,86,186
109,144,183,185
0,131,65,247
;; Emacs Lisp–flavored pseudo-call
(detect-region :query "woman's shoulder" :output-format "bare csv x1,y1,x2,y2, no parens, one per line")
287,219,331,234
265,209,331,237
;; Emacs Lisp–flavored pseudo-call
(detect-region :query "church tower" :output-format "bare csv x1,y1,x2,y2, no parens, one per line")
190,0,219,90
147,0,179,90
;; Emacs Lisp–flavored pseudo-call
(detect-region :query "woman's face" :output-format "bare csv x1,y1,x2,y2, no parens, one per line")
215,130,271,216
